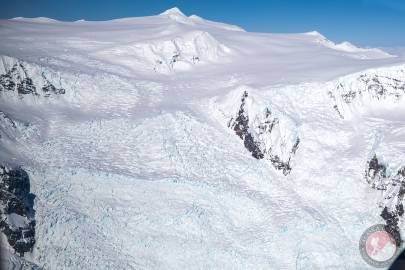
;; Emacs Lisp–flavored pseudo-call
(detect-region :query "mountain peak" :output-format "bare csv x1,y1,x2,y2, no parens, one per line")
158,7,193,25
305,31,327,39
159,7,186,17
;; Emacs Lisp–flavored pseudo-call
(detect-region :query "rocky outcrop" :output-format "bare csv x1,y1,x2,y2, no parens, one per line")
230,91,265,160
329,67,405,119
0,165,36,256
365,154,388,190
381,205,403,247
365,155,405,247
0,57,65,97
41,76,65,97
228,91,300,175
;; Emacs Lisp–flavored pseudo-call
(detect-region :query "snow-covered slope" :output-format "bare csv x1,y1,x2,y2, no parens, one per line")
329,65,405,119
92,30,231,74
1,7,405,270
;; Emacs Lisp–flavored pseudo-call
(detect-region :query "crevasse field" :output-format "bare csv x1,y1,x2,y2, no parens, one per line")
1,7,405,270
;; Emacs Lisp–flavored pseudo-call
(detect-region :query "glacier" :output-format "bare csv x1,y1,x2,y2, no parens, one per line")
1,7,405,270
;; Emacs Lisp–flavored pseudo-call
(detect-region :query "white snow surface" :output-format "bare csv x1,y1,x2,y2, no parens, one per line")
306,31,394,59
1,7,405,270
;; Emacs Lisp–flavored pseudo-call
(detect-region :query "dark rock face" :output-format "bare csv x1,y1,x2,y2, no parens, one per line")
365,154,387,190
17,78,36,95
0,61,65,97
381,169,405,247
229,91,299,175
230,91,265,160
381,205,403,247
0,165,36,256
0,63,37,96
0,72,16,91
365,155,405,247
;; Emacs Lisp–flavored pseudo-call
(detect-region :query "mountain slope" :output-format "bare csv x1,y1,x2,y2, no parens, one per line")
0,7,405,270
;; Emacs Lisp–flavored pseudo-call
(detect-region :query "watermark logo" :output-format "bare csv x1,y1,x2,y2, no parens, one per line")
359,224,399,268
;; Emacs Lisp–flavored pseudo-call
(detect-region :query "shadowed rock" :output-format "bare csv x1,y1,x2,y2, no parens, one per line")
366,155,405,247
0,61,65,97
229,91,299,175
0,165,36,256
365,154,387,190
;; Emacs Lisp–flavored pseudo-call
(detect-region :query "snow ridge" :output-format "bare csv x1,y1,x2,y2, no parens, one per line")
306,31,394,59
329,64,405,119
93,31,231,74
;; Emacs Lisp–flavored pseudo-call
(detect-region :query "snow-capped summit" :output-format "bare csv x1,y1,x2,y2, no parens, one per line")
158,7,193,25
159,7,186,17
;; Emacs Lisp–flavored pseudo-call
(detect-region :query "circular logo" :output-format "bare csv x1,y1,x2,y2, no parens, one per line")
359,224,399,268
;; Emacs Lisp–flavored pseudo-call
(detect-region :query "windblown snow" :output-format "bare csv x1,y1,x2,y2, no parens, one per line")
1,7,405,270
